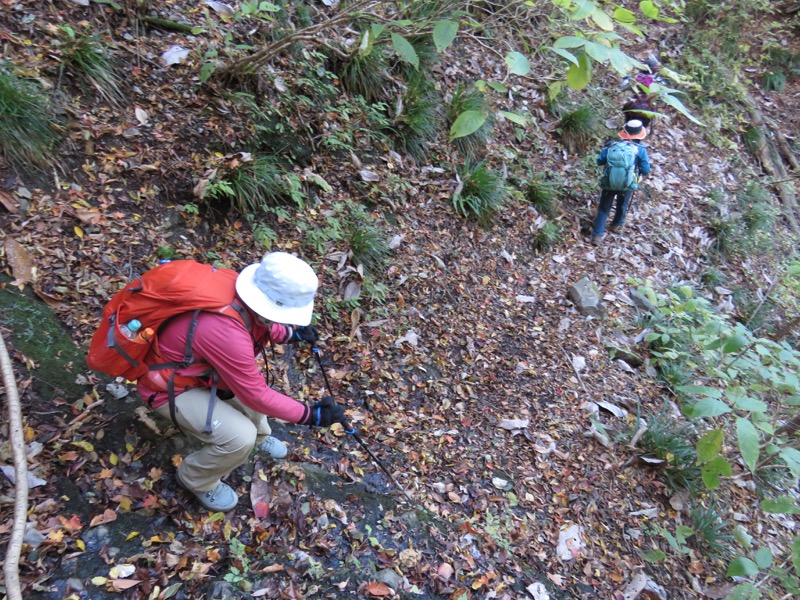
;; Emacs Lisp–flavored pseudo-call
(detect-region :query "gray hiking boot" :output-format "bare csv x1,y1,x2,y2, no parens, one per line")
609,223,624,234
176,468,239,512
591,234,605,246
260,436,288,459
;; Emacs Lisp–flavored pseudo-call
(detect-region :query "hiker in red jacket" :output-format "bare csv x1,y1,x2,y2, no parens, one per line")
621,57,661,130
137,252,346,512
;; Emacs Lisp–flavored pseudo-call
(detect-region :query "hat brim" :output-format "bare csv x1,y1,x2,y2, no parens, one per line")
619,128,647,140
235,263,314,326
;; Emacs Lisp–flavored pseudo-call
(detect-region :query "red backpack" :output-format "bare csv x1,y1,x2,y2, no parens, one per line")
87,260,251,430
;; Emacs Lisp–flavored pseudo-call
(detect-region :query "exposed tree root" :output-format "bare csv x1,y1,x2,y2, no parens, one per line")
1,332,27,600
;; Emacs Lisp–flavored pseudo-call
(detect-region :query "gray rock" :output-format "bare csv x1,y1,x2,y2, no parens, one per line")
568,276,605,318
208,581,236,600
606,344,643,367
630,289,657,314
376,568,403,591
23,523,46,549
82,525,112,553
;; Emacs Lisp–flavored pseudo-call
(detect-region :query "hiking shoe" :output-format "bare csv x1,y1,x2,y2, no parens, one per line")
260,436,288,459
609,223,624,234
176,468,239,512
591,234,605,246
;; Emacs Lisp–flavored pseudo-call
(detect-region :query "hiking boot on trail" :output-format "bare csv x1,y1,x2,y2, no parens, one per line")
260,436,288,459
591,234,606,246
609,223,624,234
176,468,239,512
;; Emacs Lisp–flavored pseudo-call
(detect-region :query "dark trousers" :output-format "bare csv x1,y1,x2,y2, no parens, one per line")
593,189,634,236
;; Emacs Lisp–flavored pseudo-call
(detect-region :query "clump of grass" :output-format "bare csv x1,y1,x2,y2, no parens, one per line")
393,35,439,78
707,214,738,257
737,183,777,237
0,62,60,169
763,71,786,92
331,41,390,102
700,267,726,289
346,206,391,276
689,502,733,561
447,84,494,160
453,161,507,225
556,104,599,154
206,155,292,214
640,407,701,491
60,27,121,102
532,222,562,251
526,175,561,218
390,73,443,162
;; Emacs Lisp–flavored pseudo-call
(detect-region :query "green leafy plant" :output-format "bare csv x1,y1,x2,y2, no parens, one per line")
447,83,494,160
224,538,253,592
556,104,598,154
59,26,121,102
453,161,507,226
0,61,60,169
390,73,443,162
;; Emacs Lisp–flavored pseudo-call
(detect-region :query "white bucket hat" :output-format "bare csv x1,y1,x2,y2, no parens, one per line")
236,252,318,325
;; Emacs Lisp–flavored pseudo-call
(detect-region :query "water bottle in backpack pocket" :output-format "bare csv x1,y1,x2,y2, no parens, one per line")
600,141,638,191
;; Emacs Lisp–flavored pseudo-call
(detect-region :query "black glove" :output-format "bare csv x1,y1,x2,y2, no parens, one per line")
291,325,319,344
306,396,347,428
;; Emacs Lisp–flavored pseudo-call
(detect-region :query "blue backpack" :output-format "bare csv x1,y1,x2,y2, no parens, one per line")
600,141,639,191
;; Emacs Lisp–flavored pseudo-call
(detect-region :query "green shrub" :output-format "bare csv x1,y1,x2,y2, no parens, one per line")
0,62,60,169
453,161,507,225
526,175,561,218
331,42,390,102
447,84,494,160
556,105,599,154
390,73,443,162
532,222,562,251
59,27,120,102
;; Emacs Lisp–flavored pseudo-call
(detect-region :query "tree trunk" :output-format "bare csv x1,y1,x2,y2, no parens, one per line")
743,92,800,231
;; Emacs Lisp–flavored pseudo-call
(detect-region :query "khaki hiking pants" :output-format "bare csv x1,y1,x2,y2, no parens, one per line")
155,388,272,493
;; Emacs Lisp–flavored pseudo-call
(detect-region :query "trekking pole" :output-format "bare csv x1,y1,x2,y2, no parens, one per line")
311,347,417,506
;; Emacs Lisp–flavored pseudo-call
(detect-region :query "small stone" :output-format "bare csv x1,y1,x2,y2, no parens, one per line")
375,568,403,591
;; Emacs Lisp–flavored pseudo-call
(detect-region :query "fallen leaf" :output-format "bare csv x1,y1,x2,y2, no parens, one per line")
0,190,19,213
90,509,118,528
135,107,149,125
161,45,190,66
111,580,141,591
109,564,136,579
4,238,35,284
497,418,530,430
363,581,392,597
438,562,454,580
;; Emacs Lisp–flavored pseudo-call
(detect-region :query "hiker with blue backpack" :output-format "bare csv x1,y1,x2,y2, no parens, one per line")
591,119,652,246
